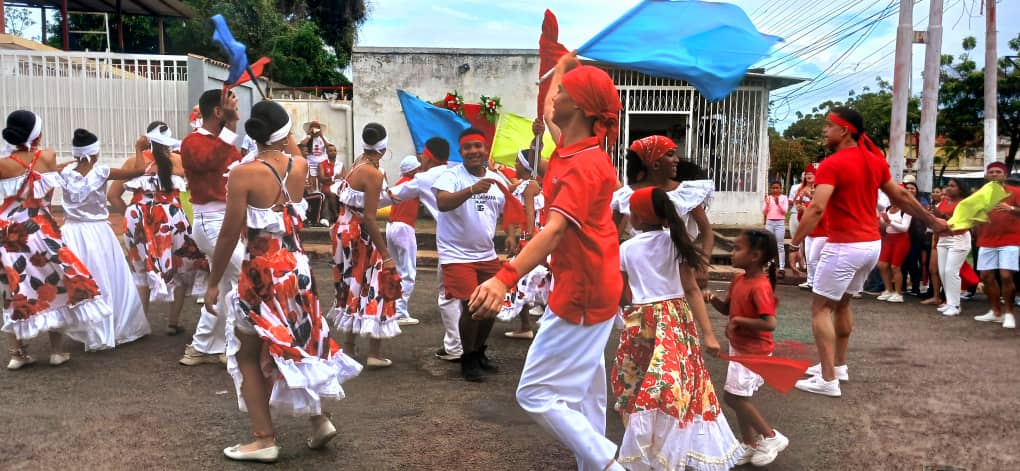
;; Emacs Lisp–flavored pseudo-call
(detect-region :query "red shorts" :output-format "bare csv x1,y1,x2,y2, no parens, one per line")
441,259,501,300
879,232,911,266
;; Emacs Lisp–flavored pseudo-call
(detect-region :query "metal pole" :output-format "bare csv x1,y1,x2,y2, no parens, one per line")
983,0,997,168
158,17,165,55
888,0,913,183
917,0,943,194
61,0,69,50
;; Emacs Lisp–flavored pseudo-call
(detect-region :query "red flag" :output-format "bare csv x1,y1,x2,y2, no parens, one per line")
961,261,979,290
226,56,272,90
490,179,528,232
538,10,569,117
718,353,813,394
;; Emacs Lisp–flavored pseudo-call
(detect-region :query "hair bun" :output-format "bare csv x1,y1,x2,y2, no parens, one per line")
245,117,270,144
362,122,387,146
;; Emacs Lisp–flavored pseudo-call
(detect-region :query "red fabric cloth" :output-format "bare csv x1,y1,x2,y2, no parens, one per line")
225,56,271,90
718,353,812,394
978,185,1020,248
879,232,911,266
543,136,623,325
814,146,892,243
388,175,420,226
180,130,242,205
560,66,622,148
538,9,569,117
629,186,660,225
490,179,527,232
629,135,675,167
961,261,980,290
441,259,501,300
726,273,776,355
461,104,496,152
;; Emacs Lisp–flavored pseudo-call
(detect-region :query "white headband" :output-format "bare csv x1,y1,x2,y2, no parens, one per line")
363,136,388,152
146,126,181,148
517,150,533,173
71,141,101,160
0,112,43,158
266,117,292,145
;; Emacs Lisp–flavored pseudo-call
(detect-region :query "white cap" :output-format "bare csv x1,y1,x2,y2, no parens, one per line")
902,174,916,183
400,155,421,174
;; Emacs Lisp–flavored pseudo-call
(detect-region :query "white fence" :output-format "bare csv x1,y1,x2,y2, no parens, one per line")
0,50,190,167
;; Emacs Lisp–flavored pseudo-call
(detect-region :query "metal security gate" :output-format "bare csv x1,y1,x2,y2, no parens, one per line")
0,50,189,167
603,67,770,194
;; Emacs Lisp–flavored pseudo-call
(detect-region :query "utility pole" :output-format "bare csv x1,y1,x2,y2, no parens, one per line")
984,0,998,167
888,0,913,183
917,0,943,193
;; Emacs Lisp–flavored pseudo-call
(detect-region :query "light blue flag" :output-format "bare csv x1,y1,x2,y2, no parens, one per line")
396,90,471,162
577,0,782,101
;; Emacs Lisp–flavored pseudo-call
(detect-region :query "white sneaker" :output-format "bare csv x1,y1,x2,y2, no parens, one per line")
751,429,790,466
937,304,953,313
49,352,71,366
529,305,545,317
876,291,893,301
397,316,420,326
319,218,330,226
795,375,841,397
1003,314,1016,329
851,292,863,299
735,443,757,466
797,282,811,289
805,363,849,382
974,311,1004,323
886,293,904,303
940,306,961,317
6,352,36,370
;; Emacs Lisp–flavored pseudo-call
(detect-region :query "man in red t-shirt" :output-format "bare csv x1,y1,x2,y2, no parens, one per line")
178,89,243,366
789,107,946,397
469,54,626,471
972,162,1020,329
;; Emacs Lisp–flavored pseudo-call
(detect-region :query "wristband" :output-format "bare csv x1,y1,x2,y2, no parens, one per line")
789,244,801,252
494,262,520,287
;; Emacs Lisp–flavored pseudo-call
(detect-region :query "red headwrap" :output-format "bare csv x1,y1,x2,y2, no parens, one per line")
460,132,486,148
629,135,676,167
630,187,661,225
827,113,884,181
561,65,622,148
803,163,816,175
423,147,444,165
987,161,1008,173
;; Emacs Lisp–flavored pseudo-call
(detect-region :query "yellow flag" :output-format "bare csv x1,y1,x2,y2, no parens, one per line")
490,112,556,166
948,181,1011,230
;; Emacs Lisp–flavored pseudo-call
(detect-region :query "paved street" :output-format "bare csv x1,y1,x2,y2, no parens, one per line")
2,261,1019,470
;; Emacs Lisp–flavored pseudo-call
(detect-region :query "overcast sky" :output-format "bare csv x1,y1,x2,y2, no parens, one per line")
357,0,1019,129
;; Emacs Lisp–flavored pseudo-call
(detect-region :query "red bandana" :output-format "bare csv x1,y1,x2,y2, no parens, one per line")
561,65,622,148
459,133,486,148
629,135,676,167
630,186,661,225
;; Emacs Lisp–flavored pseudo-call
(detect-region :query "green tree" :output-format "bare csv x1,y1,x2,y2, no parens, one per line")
4,7,39,41
770,129,811,187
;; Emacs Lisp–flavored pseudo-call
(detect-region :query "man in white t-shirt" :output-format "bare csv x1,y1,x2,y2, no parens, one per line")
432,128,507,382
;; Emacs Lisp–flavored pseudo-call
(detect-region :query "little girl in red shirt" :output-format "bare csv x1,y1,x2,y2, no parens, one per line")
707,229,788,466
612,187,740,470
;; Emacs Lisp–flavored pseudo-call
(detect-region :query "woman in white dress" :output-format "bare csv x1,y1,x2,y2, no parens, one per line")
60,129,151,351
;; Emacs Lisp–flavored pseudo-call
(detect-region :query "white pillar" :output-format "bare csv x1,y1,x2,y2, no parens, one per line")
983,0,998,168
888,0,913,183
917,0,943,193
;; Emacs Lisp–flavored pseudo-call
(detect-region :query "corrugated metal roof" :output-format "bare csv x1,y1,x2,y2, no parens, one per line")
6,0,193,18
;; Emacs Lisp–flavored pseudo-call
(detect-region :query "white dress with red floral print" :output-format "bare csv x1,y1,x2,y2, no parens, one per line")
612,298,741,471
498,179,551,322
328,174,401,339
0,151,111,341
226,159,361,416
122,173,208,302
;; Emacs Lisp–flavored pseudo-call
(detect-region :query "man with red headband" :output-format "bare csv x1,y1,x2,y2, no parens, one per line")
469,53,626,471
432,128,509,382
972,161,1020,329
789,107,946,397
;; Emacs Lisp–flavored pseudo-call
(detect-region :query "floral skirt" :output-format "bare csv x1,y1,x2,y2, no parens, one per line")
497,262,551,322
611,298,740,471
124,199,208,302
0,206,110,340
227,232,362,416
328,205,400,339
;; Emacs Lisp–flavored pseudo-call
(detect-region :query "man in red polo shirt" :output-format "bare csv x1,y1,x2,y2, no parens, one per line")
469,53,626,471
178,89,243,366
972,162,1020,329
789,107,946,397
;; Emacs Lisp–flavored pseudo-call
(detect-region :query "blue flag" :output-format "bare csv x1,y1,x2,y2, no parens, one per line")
211,15,248,86
397,90,471,163
577,0,782,101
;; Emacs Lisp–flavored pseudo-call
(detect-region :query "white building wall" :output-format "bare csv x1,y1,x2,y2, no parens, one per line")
352,47,541,181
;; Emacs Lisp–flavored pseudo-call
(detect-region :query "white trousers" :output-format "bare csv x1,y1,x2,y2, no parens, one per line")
789,210,799,241
191,210,245,354
437,267,462,356
385,222,417,318
517,308,618,471
937,232,971,308
765,219,787,269
805,236,828,286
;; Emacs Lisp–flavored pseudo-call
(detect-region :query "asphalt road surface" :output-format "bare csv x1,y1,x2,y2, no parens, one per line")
2,262,1018,470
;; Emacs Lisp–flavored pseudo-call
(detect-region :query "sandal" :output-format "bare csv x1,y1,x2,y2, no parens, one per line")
166,325,184,336
920,298,943,305
7,348,36,370
307,416,337,449
504,331,534,340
